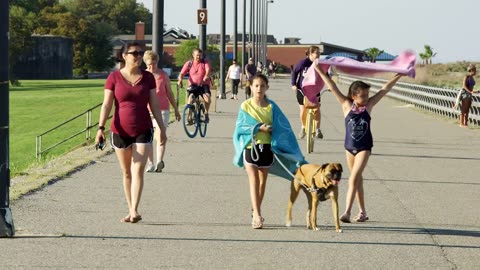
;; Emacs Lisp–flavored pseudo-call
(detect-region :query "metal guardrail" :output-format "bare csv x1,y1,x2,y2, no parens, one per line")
338,74,480,127
35,103,107,160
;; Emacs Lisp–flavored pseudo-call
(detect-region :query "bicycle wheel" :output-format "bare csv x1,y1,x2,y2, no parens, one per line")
198,103,208,137
305,109,315,153
183,104,198,138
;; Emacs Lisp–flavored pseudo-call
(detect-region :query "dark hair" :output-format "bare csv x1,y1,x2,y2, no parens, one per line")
122,42,143,53
251,73,269,85
115,47,125,63
347,80,371,100
305,45,320,56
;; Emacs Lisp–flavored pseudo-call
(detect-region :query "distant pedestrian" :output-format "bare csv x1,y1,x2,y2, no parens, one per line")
458,64,478,127
244,58,257,99
268,61,277,79
226,59,242,100
313,64,404,223
96,42,167,223
257,61,264,74
143,50,181,173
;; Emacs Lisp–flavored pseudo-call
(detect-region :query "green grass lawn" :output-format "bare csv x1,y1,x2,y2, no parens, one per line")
10,79,185,177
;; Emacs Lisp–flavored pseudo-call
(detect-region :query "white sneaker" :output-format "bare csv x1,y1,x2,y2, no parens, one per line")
145,164,155,173
298,127,306,139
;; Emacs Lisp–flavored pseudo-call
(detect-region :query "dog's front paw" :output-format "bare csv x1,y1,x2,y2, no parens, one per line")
312,227,320,231
336,228,343,233
285,221,292,227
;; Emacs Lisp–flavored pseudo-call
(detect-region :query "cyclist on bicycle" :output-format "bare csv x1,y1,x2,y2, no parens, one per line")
291,45,323,139
177,48,212,123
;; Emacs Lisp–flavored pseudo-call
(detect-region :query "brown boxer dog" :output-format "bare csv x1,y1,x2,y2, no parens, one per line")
286,163,343,232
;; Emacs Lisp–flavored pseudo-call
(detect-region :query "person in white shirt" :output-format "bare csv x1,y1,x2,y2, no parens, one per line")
225,59,242,100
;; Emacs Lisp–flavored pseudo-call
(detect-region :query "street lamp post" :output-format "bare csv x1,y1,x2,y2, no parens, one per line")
248,0,255,58
233,0,238,61
0,0,14,238
265,0,274,66
242,0,247,70
152,0,164,66
220,0,226,99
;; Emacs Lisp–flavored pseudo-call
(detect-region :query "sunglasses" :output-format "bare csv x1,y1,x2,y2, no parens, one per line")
126,51,145,57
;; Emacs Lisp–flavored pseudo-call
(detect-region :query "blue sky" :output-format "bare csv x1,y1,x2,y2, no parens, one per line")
138,0,479,63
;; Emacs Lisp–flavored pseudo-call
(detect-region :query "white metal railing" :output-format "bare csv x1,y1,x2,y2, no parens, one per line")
338,74,480,127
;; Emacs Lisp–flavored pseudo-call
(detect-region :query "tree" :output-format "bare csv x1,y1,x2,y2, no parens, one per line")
422,45,437,65
11,0,153,78
419,52,428,65
9,5,36,85
365,47,384,63
174,39,220,71
102,0,152,34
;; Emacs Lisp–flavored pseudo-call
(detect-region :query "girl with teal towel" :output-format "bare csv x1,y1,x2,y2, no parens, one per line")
233,74,305,229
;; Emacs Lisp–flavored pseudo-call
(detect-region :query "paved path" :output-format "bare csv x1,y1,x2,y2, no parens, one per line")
2,77,480,269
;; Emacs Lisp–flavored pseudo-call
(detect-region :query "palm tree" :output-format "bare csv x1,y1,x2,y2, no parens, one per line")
423,45,437,64
365,47,384,63
419,52,428,65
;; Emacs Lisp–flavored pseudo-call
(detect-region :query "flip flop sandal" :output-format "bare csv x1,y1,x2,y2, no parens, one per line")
130,215,142,223
120,216,131,223
354,213,369,222
340,213,351,223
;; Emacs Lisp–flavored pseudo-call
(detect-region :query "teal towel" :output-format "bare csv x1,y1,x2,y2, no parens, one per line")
233,99,306,180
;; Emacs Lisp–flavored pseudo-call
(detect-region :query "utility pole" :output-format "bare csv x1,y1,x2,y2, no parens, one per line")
0,0,15,238
152,0,164,66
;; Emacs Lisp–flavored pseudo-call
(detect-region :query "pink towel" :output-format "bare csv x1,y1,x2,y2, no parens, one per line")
302,50,416,103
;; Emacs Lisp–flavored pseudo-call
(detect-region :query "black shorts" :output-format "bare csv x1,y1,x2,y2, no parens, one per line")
243,144,274,168
111,128,154,149
188,84,211,97
296,89,321,105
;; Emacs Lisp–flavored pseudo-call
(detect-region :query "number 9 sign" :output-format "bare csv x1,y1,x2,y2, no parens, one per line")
197,9,208,25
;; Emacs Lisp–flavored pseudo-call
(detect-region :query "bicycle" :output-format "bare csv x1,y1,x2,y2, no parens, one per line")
304,97,318,154
302,88,328,154
181,84,208,138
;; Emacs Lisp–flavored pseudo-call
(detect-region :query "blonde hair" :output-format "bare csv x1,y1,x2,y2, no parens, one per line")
143,50,159,65
467,64,476,72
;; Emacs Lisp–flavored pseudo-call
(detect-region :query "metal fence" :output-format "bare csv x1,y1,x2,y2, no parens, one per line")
338,74,480,127
35,103,106,160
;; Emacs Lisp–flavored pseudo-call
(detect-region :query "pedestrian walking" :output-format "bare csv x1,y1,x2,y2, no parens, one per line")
96,42,167,223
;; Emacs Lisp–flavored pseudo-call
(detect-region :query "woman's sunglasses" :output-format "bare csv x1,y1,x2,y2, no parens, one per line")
126,51,145,57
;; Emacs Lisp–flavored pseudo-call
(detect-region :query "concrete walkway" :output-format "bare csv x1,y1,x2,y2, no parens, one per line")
2,77,479,269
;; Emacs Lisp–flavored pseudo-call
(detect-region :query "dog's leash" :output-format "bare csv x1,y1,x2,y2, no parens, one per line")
273,153,325,194
249,123,323,194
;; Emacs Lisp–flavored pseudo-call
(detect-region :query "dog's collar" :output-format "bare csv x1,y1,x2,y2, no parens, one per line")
305,167,325,194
